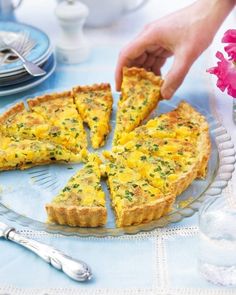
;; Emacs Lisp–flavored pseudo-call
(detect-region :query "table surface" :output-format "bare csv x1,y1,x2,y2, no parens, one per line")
0,1,235,294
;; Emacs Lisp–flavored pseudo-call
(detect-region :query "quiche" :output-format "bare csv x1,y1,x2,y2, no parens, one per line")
103,102,211,226
0,102,50,140
103,161,174,227
113,67,163,145
0,77,211,229
27,91,87,158
73,83,113,149
46,154,107,227
0,135,81,171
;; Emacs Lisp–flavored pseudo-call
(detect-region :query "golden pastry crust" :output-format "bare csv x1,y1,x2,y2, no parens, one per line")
176,102,211,179
170,161,200,196
117,193,174,227
0,102,25,124
123,67,163,86
73,83,111,93
45,204,107,227
27,91,72,108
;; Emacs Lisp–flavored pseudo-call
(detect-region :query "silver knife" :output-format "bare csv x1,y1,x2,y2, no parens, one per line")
0,221,92,282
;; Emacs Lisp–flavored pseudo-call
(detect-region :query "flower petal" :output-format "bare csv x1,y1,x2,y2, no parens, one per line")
224,44,236,60
207,51,236,98
222,29,236,43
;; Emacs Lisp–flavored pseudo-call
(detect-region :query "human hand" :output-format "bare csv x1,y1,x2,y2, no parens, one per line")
115,0,235,99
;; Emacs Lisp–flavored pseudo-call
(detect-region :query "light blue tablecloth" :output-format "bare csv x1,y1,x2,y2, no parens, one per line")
0,46,235,295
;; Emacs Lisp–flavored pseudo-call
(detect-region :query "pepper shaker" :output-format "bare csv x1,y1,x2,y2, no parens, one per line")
55,0,90,64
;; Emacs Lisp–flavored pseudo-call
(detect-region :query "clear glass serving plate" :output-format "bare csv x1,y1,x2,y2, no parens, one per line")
0,91,235,236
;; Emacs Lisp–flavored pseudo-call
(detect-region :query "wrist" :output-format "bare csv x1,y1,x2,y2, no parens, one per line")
196,0,235,23
192,0,235,38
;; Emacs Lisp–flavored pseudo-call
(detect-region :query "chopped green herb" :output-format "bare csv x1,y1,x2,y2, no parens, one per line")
62,187,71,192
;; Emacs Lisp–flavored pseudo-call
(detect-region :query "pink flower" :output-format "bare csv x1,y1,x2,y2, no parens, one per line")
207,29,236,99
222,29,236,61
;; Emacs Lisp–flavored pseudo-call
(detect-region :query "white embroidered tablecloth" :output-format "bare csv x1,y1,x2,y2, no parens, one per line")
0,1,235,294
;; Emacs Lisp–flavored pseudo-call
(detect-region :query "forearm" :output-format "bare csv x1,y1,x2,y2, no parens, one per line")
193,0,235,40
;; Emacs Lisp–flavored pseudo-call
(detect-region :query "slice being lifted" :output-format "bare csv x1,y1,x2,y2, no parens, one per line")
0,135,81,171
113,67,163,145
27,91,87,158
46,154,107,227
73,83,113,149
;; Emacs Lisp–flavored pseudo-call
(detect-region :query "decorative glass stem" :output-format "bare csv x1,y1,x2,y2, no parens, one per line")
233,99,236,124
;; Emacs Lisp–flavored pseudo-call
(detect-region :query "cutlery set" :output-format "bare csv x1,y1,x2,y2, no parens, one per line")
0,31,46,76
0,21,55,96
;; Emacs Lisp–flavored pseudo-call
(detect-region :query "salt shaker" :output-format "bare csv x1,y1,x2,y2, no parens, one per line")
55,0,90,64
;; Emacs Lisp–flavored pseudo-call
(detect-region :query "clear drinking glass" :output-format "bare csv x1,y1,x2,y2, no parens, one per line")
233,99,236,124
198,194,236,286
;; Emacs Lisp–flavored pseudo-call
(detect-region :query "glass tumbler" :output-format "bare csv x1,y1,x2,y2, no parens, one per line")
198,194,236,286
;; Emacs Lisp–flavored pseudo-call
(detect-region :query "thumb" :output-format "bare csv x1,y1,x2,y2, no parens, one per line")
161,51,193,99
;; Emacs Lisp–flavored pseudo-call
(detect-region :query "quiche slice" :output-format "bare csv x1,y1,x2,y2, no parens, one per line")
0,102,50,140
0,135,81,171
73,83,113,149
27,91,87,158
104,162,174,227
113,67,163,145
46,154,107,227
115,101,211,178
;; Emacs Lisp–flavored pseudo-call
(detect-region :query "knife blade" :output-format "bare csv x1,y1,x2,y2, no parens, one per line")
0,221,92,282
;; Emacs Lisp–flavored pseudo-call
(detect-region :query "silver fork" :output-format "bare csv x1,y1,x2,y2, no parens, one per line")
0,32,46,77
0,36,36,66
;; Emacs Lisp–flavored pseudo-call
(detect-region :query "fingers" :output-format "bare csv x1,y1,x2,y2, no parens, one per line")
133,52,148,66
151,57,166,76
115,39,151,91
142,54,156,69
161,51,193,99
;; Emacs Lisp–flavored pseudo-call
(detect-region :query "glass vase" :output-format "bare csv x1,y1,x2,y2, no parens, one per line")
198,194,236,286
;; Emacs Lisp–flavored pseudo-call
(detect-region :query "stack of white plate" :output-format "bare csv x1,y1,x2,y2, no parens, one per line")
0,22,56,96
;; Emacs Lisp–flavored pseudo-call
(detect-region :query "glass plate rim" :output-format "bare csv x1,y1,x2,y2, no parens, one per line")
0,90,235,236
